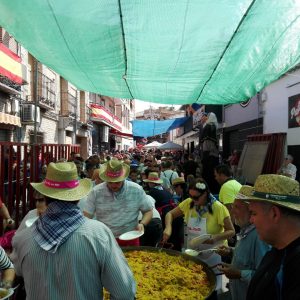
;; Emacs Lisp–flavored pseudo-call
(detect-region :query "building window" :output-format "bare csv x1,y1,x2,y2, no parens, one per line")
29,131,44,144
108,104,114,115
38,72,56,109
89,93,96,103
100,97,105,107
68,93,77,117
1,28,19,55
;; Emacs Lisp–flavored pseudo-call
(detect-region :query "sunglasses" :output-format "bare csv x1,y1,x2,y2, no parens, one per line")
189,193,204,201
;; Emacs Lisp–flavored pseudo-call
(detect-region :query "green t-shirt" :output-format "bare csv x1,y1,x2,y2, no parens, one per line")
179,198,230,235
219,179,242,205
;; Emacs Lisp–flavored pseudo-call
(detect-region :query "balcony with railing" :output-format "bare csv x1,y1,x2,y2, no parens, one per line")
37,72,56,110
0,74,21,94
67,93,77,118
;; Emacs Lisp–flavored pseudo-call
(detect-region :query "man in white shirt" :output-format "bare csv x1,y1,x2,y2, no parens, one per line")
84,160,153,247
277,154,297,180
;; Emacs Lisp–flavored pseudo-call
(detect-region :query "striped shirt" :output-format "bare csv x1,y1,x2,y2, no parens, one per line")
0,246,13,270
12,219,136,300
16,209,38,232
84,181,153,237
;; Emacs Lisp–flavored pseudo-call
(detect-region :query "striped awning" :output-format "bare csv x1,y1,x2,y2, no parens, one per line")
0,112,21,127
90,103,122,131
110,128,133,139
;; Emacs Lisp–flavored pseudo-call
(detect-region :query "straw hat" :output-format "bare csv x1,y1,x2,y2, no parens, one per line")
235,185,254,200
99,160,130,183
172,177,185,186
240,174,300,212
143,172,163,184
31,162,92,201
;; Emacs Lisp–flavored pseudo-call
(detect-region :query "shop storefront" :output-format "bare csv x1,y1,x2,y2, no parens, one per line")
90,103,122,153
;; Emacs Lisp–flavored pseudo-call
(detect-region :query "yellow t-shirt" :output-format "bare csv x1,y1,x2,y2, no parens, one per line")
219,179,242,205
179,198,230,235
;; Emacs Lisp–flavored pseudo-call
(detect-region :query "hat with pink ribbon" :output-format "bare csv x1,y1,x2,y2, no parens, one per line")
143,172,163,184
99,159,130,182
31,162,92,201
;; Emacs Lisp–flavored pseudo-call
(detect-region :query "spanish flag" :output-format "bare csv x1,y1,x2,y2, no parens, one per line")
0,43,23,84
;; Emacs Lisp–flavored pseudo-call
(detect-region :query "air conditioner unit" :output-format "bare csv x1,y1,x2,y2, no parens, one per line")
22,104,40,123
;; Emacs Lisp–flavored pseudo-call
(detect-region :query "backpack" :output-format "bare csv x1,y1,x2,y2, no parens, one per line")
163,171,175,188
156,199,177,221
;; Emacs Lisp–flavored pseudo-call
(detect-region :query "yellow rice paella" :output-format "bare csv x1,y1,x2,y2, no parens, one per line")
104,250,212,300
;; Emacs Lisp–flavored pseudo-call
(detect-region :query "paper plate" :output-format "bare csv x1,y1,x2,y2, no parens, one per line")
184,249,199,256
25,216,39,228
119,230,144,241
0,288,14,300
189,234,212,248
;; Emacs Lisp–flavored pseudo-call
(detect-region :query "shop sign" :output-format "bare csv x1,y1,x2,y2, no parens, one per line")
288,94,300,128
192,105,206,129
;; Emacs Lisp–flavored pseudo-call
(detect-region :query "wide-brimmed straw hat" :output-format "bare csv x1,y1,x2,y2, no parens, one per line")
99,160,130,182
143,172,163,184
235,185,254,200
240,174,300,212
172,177,185,186
31,162,92,201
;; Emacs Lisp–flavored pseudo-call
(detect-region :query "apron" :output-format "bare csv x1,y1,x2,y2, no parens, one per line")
186,211,222,291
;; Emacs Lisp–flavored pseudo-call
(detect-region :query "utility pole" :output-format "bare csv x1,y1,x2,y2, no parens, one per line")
73,92,78,145
33,58,39,181
33,59,38,144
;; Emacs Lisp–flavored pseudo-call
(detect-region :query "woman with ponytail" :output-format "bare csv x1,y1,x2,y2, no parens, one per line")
162,178,235,295
163,177,234,247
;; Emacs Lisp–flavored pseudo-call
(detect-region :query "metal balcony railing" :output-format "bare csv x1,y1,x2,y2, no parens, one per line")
67,93,77,117
38,72,56,110
0,74,21,92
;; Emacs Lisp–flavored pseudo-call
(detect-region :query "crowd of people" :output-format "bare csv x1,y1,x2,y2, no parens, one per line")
0,145,299,300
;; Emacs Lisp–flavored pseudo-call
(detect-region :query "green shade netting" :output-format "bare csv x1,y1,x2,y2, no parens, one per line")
1,0,300,105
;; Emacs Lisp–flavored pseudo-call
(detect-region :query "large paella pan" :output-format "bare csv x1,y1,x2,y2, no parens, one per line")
119,246,217,300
